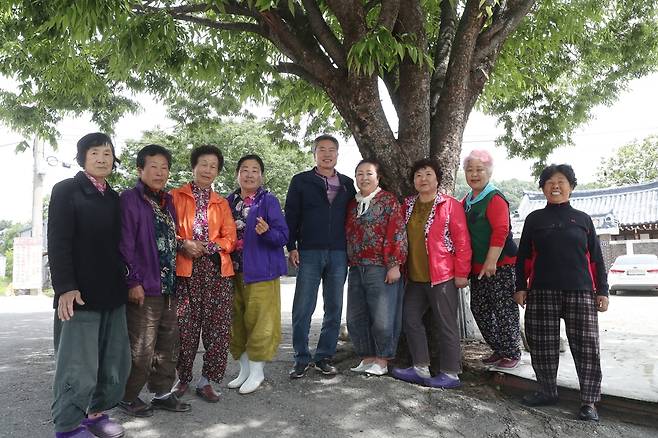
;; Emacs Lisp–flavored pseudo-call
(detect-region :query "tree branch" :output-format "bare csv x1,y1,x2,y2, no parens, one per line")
259,11,336,86
430,0,457,118
275,62,322,87
325,0,367,46
382,69,401,115
473,0,536,65
301,0,347,68
171,13,264,36
377,0,400,31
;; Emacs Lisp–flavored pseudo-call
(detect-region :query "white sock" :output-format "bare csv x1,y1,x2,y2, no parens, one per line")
228,352,250,389
239,361,264,394
414,365,431,378
197,375,209,388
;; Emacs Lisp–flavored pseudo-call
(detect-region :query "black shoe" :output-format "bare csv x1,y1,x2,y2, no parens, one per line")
118,397,154,417
521,391,559,407
313,359,338,375
151,393,191,412
289,363,310,379
578,405,599,422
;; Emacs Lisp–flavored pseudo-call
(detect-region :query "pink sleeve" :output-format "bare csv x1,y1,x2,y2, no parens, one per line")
448,198,472,278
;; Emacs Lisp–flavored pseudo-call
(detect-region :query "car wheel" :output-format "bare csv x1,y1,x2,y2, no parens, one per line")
609,289,617,295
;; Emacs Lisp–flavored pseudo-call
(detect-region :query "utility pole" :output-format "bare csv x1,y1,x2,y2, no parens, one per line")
31,136,44,295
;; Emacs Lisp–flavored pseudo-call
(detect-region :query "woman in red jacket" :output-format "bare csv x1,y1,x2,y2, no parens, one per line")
391,158,472,389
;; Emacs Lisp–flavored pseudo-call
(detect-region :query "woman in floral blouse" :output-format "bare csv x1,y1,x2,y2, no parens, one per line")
345,159,407,376
170,145,237,403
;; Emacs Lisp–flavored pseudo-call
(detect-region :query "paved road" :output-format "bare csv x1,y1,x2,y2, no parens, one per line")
1,294,657,438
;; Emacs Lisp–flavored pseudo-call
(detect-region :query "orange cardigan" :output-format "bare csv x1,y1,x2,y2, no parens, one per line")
170,183,237,278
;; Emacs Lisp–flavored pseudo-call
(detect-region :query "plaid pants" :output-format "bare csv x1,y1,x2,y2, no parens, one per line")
525,289,602,404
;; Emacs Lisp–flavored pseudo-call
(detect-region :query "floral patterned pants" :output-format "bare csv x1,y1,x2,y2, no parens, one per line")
176,255,234,384
469,264,521,360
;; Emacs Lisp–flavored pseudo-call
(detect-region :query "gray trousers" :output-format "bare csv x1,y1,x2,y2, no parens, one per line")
403,280,462,374
52,305,130,433
123,295,179,401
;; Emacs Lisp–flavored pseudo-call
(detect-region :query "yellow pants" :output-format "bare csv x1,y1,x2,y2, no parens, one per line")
230,274,281,362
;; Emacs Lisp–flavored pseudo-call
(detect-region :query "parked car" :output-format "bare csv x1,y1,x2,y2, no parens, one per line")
607,254,658,295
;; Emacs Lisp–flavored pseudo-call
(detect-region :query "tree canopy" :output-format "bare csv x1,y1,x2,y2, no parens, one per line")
595,135,658,186
109,118,313,204
1,1,657,193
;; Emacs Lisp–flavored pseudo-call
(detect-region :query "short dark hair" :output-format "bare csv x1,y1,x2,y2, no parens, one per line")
355,159,383,179
538,164,577,189
76,132,119,169
190,144,224,170
236,154,265,174
410,158,443,186
312,134,339,153
136,144,172,169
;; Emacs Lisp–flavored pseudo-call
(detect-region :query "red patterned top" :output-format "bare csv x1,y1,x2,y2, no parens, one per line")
345,190,408,268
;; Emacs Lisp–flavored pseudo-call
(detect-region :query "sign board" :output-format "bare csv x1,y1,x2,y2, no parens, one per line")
12,237,43,289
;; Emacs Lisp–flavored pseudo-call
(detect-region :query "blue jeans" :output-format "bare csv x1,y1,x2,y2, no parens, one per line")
346,265,404,359
292,249,348,365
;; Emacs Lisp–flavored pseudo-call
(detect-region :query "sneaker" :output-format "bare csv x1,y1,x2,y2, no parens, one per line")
81,414,124,438
390,367,425,385
481,352,503,366
313,359,338,375
364,363,388,376
350,360,370,374
117,398,153,418
521,391,559,407
424,373,461,389
289,362,310,379
493,357,520,370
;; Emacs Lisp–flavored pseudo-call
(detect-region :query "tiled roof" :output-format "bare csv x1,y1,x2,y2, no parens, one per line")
514,180,658,234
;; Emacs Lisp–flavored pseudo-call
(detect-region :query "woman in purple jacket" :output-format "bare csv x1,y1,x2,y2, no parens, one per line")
226,154,289,394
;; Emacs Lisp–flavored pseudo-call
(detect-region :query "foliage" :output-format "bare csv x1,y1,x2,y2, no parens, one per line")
480,1,658,174
0,1,657,185
109,119,313,204
595,135,658,186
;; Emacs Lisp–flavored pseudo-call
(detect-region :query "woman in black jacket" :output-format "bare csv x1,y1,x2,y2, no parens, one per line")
514,164,609,422
48,133,130,438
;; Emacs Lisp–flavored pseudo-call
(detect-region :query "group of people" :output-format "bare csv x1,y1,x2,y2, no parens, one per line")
48,132,610,438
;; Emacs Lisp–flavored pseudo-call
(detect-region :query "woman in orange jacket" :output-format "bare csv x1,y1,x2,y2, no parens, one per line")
169,145,237,403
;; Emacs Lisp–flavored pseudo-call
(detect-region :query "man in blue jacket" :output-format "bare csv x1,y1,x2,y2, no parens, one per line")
285,134,356,378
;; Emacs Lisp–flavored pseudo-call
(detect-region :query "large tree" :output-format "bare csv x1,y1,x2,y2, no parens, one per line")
1,1,657,193
595,135,658,186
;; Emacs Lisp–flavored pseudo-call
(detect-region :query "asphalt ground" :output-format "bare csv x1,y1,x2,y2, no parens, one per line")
1,295,657,438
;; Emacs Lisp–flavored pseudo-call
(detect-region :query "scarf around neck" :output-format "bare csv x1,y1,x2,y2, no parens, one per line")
464,182,498,212
355,186,382,217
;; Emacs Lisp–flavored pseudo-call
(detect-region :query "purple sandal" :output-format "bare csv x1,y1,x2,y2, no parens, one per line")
81,414,125,438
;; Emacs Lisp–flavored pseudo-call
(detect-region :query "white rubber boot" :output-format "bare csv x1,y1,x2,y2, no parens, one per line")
227,352,250,389
239,361,264,394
